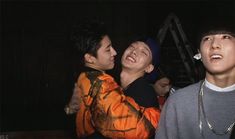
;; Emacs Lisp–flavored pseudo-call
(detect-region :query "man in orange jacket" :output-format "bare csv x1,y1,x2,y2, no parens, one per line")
65,20,160,139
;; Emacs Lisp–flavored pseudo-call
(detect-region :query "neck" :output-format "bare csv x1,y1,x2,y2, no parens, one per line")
205,72,235,88
120,68,144,89
85,63,105,73
205,79,235,92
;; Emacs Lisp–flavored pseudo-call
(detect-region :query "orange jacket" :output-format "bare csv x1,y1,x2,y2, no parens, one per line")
74,70,160,138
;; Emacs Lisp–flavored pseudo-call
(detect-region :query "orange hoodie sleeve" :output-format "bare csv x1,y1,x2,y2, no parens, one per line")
90,74,161,139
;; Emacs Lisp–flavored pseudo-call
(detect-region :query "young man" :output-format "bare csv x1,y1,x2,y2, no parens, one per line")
65,20,160,139
121,38,160,108
155,22,235,139
92,39,161,139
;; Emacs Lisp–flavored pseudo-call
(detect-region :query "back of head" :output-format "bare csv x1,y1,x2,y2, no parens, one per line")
70,19,108,60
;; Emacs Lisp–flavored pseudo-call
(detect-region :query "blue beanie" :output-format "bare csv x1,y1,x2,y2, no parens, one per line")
145,38,160,67
144,38,161,83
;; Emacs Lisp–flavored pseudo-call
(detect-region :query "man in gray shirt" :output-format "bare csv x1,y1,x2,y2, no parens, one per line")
155,20,235,139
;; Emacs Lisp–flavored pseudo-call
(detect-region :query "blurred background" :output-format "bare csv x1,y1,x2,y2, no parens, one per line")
1,0,235,136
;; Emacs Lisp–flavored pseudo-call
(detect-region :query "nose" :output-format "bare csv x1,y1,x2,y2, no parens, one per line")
211,38,221,49
111,47,117,56
130,49,137,56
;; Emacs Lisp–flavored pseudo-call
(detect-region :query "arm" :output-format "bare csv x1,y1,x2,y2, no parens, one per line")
64,83,81,115
91,74,161,139
155,95,179,139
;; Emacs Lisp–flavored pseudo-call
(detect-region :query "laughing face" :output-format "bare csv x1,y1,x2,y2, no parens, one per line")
200,33,235,76
121,41,154,74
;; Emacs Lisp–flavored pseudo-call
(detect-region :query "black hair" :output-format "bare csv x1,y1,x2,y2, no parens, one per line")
70,19,108,61
196,19,235,49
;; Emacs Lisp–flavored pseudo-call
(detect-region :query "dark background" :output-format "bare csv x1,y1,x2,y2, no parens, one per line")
1,0,235,132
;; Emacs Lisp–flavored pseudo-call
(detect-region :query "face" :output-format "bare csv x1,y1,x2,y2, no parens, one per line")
200,33,235,77
153,77,171,96
121,41,153,73
92,35,117,71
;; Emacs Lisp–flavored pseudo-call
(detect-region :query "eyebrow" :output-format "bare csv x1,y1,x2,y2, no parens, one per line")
104,43,112,49
143,46,151,55
129,44,134,47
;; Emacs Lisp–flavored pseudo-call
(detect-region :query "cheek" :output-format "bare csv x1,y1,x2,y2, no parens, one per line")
227,44,235,52
226,50,235,61
123,51,128,57
142,56,151,65
200,48,208,59
98,54,108,61
138,57,147,65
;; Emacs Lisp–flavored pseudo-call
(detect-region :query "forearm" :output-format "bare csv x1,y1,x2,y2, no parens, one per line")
65,83,81,115
91,89,160,139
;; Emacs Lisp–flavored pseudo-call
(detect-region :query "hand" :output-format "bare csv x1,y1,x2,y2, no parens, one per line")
64,83,81,115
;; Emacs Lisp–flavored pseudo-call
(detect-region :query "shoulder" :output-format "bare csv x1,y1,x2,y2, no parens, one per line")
175,81,201,95
134,77,154,89
97,73,115,81
128,77,156,96
77,71,116,86
79,71,114,82
167,81,202,103
97,73,120,93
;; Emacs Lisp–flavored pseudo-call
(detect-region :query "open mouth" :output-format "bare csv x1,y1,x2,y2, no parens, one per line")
126,55,136,63
210,54,222,60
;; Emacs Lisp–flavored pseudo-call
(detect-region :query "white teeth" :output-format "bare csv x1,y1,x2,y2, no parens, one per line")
126,56,135,62
211,55,222,59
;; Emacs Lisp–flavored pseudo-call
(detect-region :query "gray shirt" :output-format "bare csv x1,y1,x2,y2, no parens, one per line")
155,81,235,139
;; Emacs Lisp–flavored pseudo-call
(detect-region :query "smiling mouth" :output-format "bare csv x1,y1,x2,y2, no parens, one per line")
126,55,136,63
210,54,223,61
210,54,222,59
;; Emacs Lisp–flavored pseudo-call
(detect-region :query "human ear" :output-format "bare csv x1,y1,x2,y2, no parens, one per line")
193,49,201,60
145,64,154,73
84,53,95,64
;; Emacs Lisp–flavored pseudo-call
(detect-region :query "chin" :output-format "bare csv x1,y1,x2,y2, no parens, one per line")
207,69,228,75
107,65,115,70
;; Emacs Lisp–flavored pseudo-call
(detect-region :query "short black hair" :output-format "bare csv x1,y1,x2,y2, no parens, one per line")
200,24,235,38
70,19,108,59
196,19,235,48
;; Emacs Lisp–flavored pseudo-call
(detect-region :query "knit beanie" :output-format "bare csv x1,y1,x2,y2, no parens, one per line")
143,38,161,83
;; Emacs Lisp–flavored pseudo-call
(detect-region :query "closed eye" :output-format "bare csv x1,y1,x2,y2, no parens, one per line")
105,47,111,52
105,44,112,52
141,51,148,56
